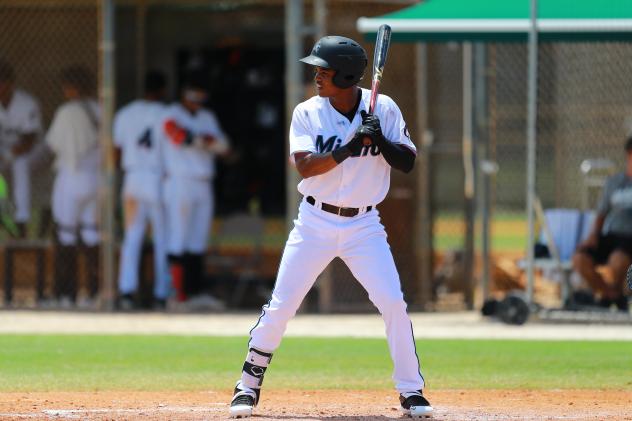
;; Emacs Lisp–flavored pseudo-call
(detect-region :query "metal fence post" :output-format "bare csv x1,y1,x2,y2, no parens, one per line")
414,43,433,309
100,0,116,311
463,42,475,310
285,0,303,234
526,0,539,305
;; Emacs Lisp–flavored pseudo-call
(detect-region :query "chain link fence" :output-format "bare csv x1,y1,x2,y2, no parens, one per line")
489,42,632,213
2,1,630,313
0,0,417,311
425,39,632,308
0,1,98,308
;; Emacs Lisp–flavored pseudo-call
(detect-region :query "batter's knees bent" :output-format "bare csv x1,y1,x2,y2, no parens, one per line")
373,291,407,315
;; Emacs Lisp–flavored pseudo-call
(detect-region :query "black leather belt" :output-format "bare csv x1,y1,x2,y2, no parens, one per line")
306,196,372,217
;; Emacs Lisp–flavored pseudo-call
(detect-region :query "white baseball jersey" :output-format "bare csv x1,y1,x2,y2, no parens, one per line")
245,88,425,395
156,103,228,255
290,88,415,208
114,99,165,174
114,99,170,299
0,89,42,222
46,98,100,246
46,99,100,172
155,103,228,180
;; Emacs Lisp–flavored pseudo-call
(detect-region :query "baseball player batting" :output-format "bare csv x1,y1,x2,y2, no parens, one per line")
229,35,433,419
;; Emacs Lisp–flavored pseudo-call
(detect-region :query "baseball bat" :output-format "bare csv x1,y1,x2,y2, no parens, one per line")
369,24,392,114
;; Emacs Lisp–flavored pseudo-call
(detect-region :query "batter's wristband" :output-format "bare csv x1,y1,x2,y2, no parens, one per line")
332,146,351,164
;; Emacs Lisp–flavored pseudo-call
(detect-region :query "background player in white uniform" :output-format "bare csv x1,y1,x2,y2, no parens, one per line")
45,65,100,307
154,74,229,306
114,71,169,310
0,59,43,237
229,36,433,419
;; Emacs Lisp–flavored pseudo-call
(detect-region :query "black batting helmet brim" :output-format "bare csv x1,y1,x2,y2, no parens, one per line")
299,55,330,68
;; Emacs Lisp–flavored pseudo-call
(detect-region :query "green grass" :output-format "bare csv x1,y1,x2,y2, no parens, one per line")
211,212,531,253
0,336,631,391
435,211,528,252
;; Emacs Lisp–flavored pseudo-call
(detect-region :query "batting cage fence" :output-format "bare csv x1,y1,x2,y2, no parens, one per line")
0,0,630,314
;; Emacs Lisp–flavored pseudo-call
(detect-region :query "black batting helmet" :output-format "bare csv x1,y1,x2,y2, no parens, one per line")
300,36,367,89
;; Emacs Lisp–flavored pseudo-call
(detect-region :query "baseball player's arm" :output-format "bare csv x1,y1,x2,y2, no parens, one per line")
578,177,615,249
163,119,230,155
198,133,230,156
376,138,415,173
164,119,195,146
202,112,231,156
360,111,415,173
294,133,365,178
577,213,606,250
293,152,338,178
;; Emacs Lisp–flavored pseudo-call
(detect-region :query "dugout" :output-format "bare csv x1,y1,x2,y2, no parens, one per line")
8,0,630,315
0,0,424,310
117,0,422,311
358,0,632,317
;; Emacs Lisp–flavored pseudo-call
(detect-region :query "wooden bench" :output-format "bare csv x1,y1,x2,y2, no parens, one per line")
2,239,51,305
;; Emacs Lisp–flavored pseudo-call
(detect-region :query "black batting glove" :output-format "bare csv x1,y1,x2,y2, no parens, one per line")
359,110,385,145
360,110,382,135
332,133,366,163
346,132,366,155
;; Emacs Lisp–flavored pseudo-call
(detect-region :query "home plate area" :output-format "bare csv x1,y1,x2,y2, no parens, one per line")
0,390,630,420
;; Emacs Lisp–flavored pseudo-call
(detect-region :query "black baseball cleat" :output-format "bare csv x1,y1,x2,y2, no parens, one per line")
152,298,167,311
400,390,433,418
229,381,260,418
117,293,136,311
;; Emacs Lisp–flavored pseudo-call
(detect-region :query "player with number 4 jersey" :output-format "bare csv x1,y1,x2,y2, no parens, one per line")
114,71,170,309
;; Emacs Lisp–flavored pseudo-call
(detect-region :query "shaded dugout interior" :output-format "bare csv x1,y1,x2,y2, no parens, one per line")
113,1,424,311
116,2,287,216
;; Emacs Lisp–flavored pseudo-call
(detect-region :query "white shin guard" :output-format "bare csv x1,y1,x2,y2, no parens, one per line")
240,347,273,390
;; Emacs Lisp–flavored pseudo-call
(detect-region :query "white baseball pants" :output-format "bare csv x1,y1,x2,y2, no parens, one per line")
11,155,31,223
249,198,425,393
118,172,169,299
164,176,213,255
52,167,99,246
